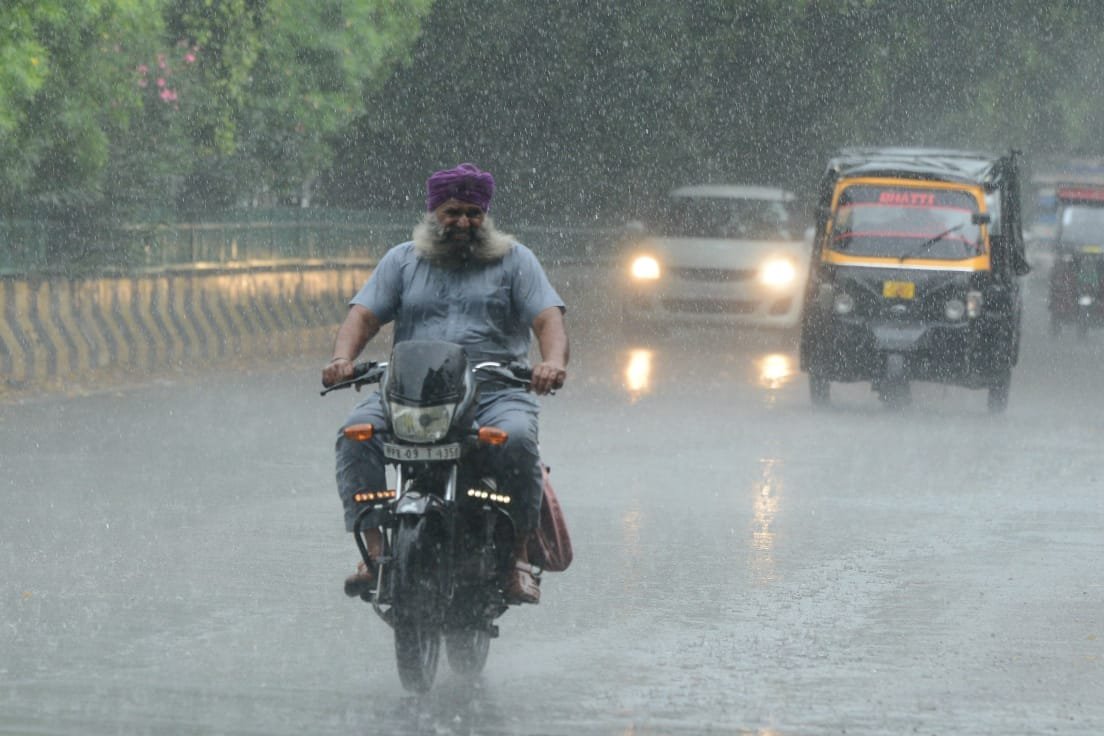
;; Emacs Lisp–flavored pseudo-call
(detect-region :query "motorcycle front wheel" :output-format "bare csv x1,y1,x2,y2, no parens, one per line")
445,628,491,675
392,516,442,693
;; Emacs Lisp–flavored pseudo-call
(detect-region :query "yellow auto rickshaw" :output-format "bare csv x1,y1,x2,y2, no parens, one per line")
799,148,1029,412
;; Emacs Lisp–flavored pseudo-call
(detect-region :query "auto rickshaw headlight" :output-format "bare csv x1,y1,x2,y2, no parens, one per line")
966,290,983,318
832,292,854,315
944,299,966,321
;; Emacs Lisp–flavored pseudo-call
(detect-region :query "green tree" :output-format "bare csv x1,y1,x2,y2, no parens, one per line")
329,0,1104,221
162,0,432,210
0,0,432,221
0,1,163,215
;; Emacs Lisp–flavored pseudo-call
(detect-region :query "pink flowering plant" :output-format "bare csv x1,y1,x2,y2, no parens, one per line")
134,40,199,111
107,38,205,213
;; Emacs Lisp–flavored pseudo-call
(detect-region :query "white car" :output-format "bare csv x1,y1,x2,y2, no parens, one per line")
620,184,812,330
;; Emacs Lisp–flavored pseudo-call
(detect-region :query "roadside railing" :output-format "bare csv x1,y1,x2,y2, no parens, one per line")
0,209,621,274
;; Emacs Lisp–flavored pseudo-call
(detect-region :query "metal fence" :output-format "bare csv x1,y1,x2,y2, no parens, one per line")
0,209,619,274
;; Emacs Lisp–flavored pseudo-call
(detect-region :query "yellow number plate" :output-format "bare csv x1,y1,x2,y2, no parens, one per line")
883,280,916,299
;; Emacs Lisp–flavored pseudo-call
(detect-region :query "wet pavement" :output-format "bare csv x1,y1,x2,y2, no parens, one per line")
2,263,1103,735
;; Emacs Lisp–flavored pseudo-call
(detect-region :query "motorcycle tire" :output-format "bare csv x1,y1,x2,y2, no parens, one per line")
392,516,442,693
445,627,491,675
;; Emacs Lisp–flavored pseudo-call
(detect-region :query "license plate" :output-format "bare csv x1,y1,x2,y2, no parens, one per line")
383,442,460,462
1082,245,1103,254
883,280,916,299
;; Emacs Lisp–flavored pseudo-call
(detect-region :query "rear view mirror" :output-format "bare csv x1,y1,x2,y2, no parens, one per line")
972,213,992,225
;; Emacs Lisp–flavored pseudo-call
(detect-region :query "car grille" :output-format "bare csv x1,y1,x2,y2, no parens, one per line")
662,298,757,314
670,266,756,282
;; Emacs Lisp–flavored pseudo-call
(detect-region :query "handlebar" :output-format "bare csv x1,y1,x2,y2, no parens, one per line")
473,361,534,388
320,361,386,396
321,360,542,396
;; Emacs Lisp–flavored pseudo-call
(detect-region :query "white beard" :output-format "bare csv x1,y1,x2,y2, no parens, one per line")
412,213,514,267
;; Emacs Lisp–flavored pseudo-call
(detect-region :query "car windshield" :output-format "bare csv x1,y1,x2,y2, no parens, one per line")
661,195,798,240
830,184,983,259
1058,205,1104,246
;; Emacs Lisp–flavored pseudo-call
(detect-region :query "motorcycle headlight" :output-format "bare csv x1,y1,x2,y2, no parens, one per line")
630,254,661,281
759,258,797,287
944,298,966,321
389,402,457,443
1078,294,1094,307
833,291,854,315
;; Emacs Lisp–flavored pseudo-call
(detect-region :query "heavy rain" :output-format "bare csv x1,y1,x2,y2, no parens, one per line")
2,3,1103,735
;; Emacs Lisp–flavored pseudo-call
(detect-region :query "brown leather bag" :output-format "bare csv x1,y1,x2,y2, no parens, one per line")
528,463,573,572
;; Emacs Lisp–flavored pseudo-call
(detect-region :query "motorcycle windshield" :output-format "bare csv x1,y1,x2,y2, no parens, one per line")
830,184,983,260
386,340,470,405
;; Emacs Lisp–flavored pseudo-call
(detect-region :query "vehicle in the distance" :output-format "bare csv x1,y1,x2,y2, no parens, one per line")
799,147,1030,412
620,185,812,331
1046,183,1104,338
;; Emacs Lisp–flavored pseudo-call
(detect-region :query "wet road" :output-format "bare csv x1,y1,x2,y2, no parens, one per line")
3,263,1103,735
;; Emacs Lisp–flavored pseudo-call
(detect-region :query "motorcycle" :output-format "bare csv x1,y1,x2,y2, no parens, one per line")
321,339,547,693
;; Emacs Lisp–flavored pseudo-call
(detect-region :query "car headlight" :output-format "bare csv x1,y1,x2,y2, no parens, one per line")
833,291,854,315
389,402,457,443
759,258,797,287
630,254,661,281
944,298,966,321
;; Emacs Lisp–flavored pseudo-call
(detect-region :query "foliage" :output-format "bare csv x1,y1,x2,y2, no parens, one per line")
327,0,1104,222
6,0,1104,246
0,0,433,224
0,1,162,215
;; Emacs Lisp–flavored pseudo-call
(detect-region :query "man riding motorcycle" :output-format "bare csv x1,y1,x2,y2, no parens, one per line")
321,163,568,604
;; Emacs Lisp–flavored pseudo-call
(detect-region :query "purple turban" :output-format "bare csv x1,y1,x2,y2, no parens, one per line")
425,163,495,212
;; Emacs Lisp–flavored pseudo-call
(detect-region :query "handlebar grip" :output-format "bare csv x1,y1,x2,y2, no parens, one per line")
507,362,532,381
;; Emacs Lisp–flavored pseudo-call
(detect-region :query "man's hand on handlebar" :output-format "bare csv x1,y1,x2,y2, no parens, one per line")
322,356,357,388
530,360,566,396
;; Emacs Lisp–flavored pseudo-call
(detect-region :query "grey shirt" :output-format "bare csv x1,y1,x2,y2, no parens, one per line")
350,241,565,365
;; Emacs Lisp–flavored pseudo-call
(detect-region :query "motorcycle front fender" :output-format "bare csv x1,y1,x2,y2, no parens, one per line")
394,490,447,517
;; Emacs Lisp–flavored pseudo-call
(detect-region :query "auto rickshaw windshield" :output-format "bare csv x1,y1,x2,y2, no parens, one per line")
1059,205,1104,246
830,184,984,260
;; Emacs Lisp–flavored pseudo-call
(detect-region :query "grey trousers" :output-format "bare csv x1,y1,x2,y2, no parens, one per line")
335,388,543,534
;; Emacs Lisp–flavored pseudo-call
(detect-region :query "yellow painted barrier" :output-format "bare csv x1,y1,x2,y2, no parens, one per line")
0,263,373,393
0,280,28,383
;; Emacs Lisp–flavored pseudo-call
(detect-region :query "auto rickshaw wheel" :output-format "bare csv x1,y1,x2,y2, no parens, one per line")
987,369,1012,414
809,372,831,407
877,380,911,409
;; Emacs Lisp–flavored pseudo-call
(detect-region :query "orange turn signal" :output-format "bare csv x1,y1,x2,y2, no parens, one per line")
343,423,374,442
353,489,396,503
477,426,509,446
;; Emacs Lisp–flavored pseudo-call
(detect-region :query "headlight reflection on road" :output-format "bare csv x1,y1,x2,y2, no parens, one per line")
751,457,782,584
623,348,654,399
757,352,794,389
